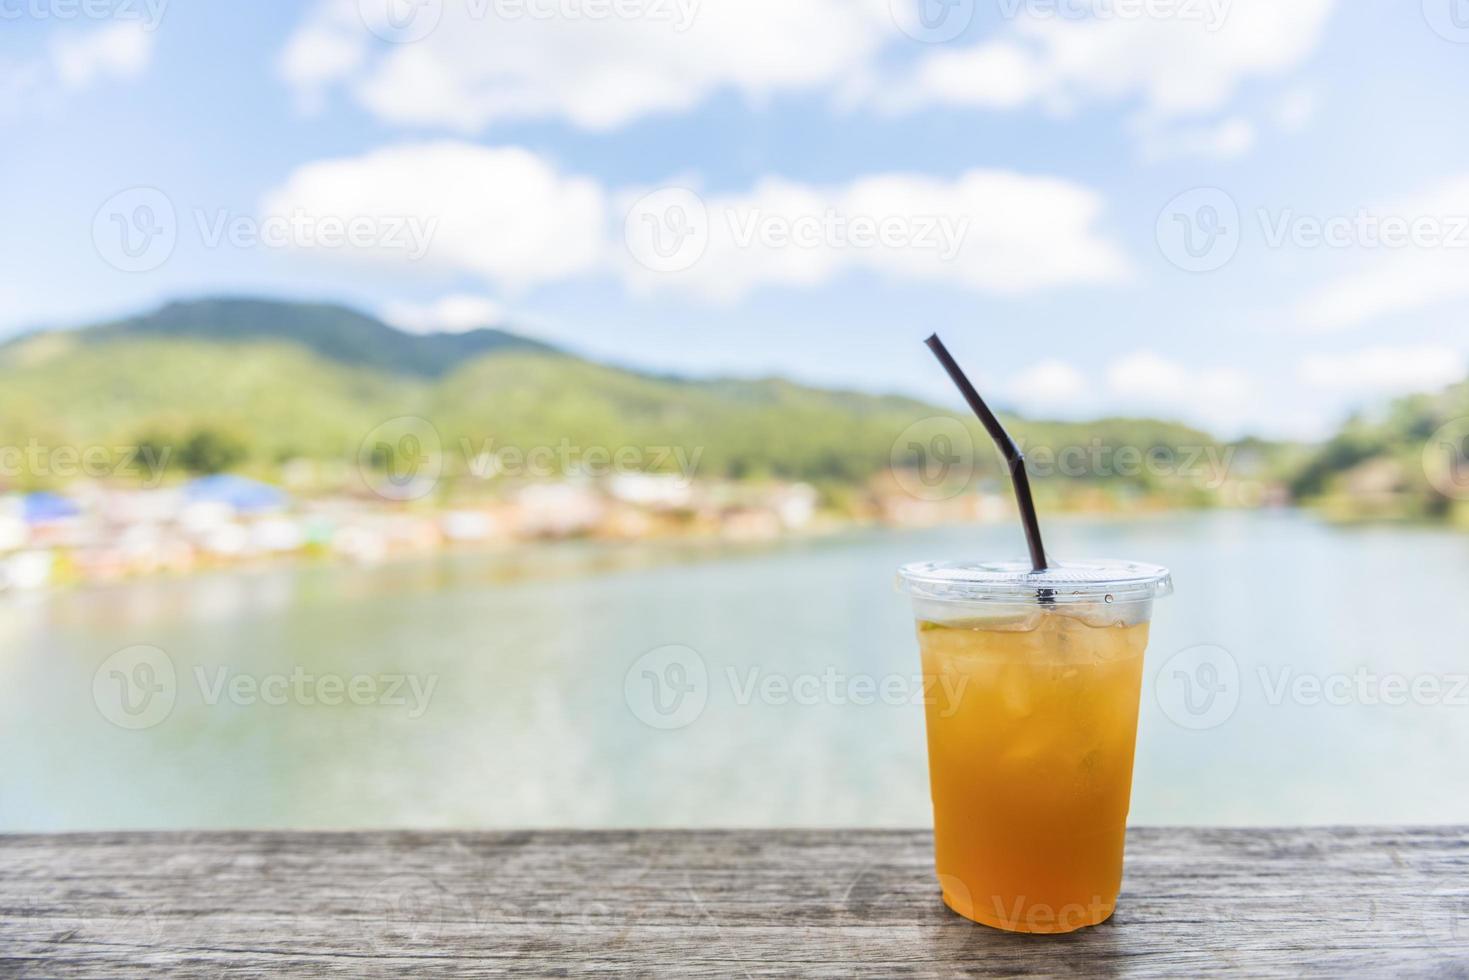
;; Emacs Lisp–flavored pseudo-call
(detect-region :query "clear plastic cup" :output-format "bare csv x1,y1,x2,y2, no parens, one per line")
897,558,1173,934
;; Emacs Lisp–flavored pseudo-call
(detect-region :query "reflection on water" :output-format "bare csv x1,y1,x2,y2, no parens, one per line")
4,510,1467,830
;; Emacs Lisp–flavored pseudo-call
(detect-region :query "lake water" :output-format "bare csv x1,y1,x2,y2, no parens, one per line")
4,510,1467,830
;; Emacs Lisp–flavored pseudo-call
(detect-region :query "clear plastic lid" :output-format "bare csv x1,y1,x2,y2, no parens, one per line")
897,558,1173,606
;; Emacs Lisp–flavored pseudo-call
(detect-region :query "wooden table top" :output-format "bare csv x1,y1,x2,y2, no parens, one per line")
3,827,1466,977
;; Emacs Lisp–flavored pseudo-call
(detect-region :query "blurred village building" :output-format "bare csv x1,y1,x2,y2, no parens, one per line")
0,472,834,593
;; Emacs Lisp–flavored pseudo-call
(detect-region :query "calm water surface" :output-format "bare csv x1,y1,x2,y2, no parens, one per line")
4,510,1467,830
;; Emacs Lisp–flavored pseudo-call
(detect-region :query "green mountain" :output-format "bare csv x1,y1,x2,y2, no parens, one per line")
79,297,556,378
1290,379,1469,524
0,297,1244,503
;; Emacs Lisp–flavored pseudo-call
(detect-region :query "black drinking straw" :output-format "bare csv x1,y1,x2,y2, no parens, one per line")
924,334,1049,573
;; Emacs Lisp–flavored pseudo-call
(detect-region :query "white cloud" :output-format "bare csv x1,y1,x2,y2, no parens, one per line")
1291,174,1469,332
278,23,365,112
276,0,1335,161
383,294,506,334
50,21,153,89
622,170,1130,302
259,141,607,290
1006,359,1091,416
1299,347,1466,396
280,0,891,131
895,0,1335,154
1105,350,1256,432
919,0,1333,119
904,41,1047,112
1004,349,1272,434
1000,346,1466,439
1,22,154,113
261,143,1127,301
1296,254,1467,332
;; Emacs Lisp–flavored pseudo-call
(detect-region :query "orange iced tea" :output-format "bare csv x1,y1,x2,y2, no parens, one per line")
899,559,1170,934
918,612,1148,932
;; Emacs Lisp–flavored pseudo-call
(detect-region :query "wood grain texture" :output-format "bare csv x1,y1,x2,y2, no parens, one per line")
1,828,1466,978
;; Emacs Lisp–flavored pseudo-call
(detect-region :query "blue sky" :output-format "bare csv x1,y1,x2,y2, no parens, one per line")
3,0,1469,438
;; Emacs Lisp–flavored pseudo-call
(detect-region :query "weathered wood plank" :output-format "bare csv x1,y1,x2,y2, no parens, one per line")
1,828,1466,978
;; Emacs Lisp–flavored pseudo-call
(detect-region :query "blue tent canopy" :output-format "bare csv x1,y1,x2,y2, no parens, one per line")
22,491,82,524
183,475,288,513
